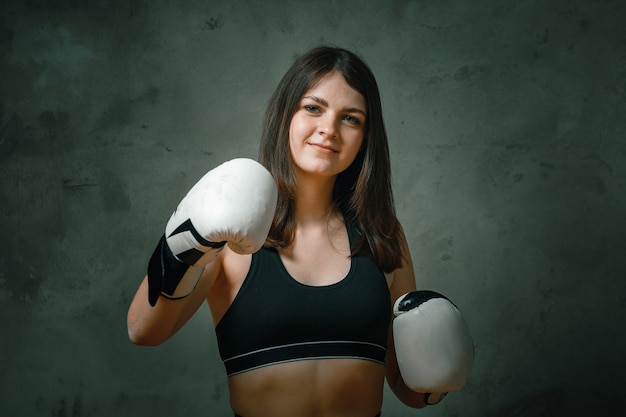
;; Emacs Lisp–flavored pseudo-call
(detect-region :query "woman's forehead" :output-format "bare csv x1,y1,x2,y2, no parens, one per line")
301,72,366,110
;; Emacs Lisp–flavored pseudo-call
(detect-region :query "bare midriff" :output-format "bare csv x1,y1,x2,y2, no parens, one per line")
227,358,386,417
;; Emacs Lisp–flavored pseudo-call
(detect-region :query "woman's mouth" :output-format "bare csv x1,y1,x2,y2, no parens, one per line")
308,142,337,153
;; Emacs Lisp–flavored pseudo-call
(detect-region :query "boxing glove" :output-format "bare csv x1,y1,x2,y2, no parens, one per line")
147,158,277,306
393,290,474,405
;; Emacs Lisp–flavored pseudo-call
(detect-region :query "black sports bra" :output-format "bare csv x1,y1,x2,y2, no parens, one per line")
215,223,392,376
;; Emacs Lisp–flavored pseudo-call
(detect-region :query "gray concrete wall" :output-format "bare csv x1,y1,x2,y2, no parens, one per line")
1,0,625,415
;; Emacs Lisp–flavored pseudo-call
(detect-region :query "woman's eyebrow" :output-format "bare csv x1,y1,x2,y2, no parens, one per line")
303,95,367,116
303,95,328,107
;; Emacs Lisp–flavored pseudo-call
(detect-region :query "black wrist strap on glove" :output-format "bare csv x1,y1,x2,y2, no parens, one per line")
146,234,225,307
424,392,447,405
147,235,188,306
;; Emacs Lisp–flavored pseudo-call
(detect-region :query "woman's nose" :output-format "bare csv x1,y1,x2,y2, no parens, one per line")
318,114,338,137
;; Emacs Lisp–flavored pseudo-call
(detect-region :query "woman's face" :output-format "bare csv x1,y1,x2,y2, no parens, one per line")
288,71,366,181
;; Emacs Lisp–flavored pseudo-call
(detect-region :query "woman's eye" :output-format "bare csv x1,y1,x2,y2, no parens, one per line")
305,105,320,113
343,115,360,125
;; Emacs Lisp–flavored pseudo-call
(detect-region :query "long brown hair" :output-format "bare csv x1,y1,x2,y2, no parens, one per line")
259,46,403,272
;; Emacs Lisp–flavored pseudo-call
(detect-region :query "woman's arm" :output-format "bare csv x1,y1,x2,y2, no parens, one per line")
127,158,277,346
385,227,429,408
127,257,222,346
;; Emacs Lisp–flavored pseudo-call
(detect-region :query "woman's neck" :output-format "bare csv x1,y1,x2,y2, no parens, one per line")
292,174,337,226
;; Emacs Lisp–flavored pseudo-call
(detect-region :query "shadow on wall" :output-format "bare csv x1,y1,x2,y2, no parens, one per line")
489,388,621,416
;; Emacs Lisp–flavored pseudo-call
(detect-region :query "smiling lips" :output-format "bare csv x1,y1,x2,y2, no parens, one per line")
308,142,338,153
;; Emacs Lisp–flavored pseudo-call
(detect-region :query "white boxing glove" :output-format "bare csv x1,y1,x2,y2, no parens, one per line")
393,290,474,405
147,158,277,306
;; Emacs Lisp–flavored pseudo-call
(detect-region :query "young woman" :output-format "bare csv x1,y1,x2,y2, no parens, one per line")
128,46,429,416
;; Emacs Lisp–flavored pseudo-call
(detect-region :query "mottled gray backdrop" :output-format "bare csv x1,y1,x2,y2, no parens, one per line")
1,0,625,416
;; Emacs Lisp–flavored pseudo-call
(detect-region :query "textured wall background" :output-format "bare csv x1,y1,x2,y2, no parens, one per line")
1,0,625,416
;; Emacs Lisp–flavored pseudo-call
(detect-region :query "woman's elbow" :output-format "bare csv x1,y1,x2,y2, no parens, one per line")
127,326,163,346
127,312,169,346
